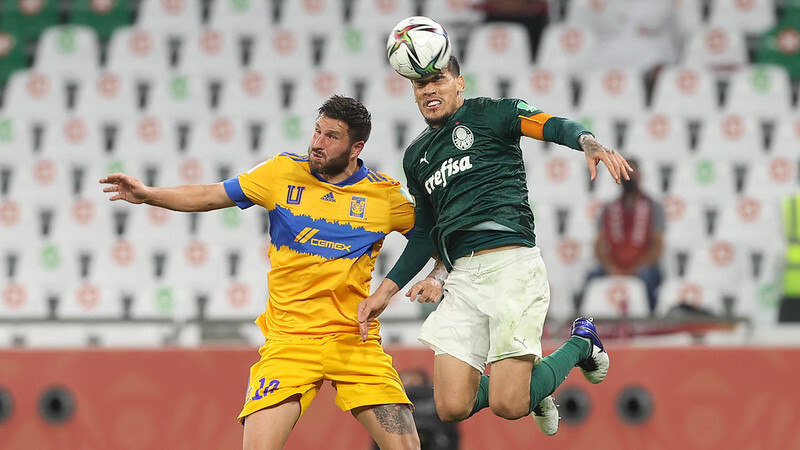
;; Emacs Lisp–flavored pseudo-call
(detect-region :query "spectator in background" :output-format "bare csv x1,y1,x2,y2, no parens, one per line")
585,159,664,314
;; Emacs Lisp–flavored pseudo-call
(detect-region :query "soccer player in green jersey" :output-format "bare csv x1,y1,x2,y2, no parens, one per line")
358,56,633,436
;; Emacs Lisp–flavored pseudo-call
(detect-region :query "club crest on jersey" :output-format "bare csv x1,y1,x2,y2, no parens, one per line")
452,125,473,150
349,196,367,219
286,185,305,205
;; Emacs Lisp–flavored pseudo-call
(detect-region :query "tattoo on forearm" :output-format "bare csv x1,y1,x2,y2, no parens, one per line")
372,404,416,435
579,134,609,156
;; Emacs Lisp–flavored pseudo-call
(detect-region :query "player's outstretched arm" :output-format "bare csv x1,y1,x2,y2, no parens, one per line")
579,134,633,183
100,173,235,212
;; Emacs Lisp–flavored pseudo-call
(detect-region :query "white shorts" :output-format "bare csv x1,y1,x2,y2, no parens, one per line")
418,246,550,372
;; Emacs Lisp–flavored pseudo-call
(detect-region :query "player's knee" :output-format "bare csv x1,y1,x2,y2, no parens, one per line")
489,397,530,420
434,400,472,422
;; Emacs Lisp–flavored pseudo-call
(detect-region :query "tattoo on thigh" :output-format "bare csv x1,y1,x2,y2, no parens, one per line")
372,404,416,435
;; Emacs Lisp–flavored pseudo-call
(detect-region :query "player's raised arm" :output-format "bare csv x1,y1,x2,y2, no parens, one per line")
517,107,633,184
100,173,235,212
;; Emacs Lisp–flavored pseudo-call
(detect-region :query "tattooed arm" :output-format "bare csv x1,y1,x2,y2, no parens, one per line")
579,134,633,183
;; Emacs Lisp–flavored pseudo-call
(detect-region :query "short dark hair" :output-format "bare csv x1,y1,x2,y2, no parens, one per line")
445,55,460,77
317,95,372,145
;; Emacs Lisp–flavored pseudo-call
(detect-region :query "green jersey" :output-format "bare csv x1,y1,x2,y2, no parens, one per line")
404,97,536,266
386,97,591,285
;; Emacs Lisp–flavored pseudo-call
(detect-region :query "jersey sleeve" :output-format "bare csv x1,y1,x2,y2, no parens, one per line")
485,97,534,139
224,157,281,209
389,183,416,235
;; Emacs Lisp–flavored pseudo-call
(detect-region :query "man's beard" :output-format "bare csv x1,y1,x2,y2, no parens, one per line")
424,113,449,127
309,147,351,176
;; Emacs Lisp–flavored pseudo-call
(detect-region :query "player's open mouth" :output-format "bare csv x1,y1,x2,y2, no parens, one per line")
426,99,442,109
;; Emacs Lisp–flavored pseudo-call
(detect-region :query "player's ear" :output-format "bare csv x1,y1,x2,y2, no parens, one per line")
456,75,465,94
350,140,365,159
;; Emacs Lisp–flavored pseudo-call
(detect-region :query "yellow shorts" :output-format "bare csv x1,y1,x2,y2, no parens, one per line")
238,333,410,423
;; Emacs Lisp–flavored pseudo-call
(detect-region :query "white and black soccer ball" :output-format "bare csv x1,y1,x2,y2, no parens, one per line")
386,16,452,80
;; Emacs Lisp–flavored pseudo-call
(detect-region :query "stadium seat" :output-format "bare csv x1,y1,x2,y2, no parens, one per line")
205,275,268,321
288,70,358,121
58,279,124,319
0,278,49,319
39,115,105,166
14,158,75,210
278,0,345,35
577,68,646,121
768,114,800,157
507,67,574,116
535,24,596,78
0,28,27,82
684,239,748,298
124,204,192,251
74,71,140,124
682,26,748,73
658,277,724,316
359,67,425,127
695,114,764,165
419,0,482,29
177,28,243,82
660,193,709,251
623,113,692,172
105,27,171,84
0,117,35,164
348,0,417,35
217,68,283,125
462,23,533,76
3,70,68,122
526,149,589,207
318,27,385,84
650,65,719,121
146,74,212,123
675,0,703,35
582,276,650,317
742,149,800,202
185,115,253,175
0,197,40,255
708,0,776,35
723,64,793,121
70,0,131,40
715,196,784,256
249,28,316,81
136,0,202,39
208,0,271,39
669,157,737,209
195,206,266,248
0,0,58,41
33,25,101,80
129,282,196,321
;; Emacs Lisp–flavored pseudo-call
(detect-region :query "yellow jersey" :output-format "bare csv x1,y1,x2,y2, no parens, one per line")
223,153,415,339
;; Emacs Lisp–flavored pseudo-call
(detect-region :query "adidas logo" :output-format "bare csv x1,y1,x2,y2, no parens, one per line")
321,192,336,202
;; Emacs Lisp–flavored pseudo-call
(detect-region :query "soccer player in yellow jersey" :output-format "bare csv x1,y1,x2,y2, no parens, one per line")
101,96,420,450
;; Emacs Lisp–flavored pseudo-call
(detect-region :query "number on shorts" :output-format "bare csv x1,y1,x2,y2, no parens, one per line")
250,378,280,401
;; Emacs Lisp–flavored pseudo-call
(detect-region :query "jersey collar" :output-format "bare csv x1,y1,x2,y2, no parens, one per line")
310,159,369,187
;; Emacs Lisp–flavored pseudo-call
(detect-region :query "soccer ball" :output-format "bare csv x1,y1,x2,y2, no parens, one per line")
386,16,452,80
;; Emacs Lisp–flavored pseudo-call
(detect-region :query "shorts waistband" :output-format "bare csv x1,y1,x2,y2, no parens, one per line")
451,246,540,274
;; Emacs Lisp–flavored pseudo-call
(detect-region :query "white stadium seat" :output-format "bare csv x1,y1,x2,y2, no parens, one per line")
651,65,718,121
177,28,243,81
695,114,764,165
577,68,646,121
724,64,793,121
3,70,68,122
34,25,100,80
507,67,574,115
106,27,171,84
536,24,596,78
74,71,140,124
683,26,748,73
349,0,417,35
708,0,776,35
209,0,271,38
136,0,202,39
582,276,650,317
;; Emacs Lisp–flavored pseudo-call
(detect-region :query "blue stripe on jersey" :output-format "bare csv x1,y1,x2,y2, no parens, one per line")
224,178,255,209
369,170,388,182
268,205,386,260
280,152,309,161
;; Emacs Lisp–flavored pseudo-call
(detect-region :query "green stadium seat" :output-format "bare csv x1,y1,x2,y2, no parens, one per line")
0,29,27,82
70,0,131,41
0,0,59,41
